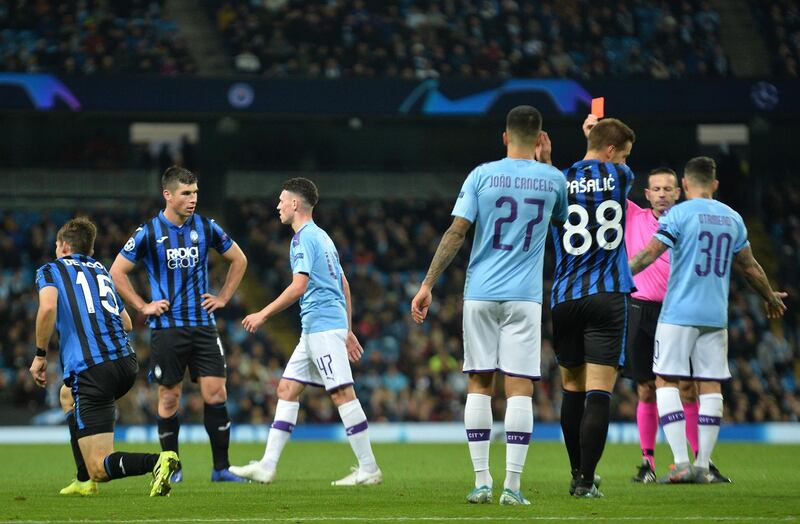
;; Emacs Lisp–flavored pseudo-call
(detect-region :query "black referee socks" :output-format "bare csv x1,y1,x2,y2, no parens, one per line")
203,402,231,470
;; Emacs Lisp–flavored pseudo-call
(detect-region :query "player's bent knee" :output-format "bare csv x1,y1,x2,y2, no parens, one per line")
158,389,181,415
329,385,356,405
202,387,227,404
276,380,303,401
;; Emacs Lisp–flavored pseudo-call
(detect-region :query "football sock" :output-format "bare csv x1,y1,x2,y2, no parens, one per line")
560,389,586,476
657,387,690,465
504,395,533,492
695,393,723,469
103,452,159,480
579,390,611,486
636,401,658,469
66,410,90,482
261,399,299,470
204,402,232,470
156,413,180,457
465,393,493,488
338,399,379,474
683,401,700,458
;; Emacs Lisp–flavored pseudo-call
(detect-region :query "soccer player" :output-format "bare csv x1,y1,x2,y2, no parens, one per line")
229,177,382,486
629,157,787,483
551,117,636,498
411,106,568,506
110,166,248,483
29,218,179,496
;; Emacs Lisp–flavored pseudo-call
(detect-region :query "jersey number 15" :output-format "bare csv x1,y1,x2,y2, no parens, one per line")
75,273,120,316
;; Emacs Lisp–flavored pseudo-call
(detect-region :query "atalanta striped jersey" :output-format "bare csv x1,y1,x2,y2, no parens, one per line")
36,255,131,379
119,211,233,328
550,160,636,306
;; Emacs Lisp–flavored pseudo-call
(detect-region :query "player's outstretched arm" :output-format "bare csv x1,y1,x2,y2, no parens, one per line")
109,254,170,316
733,245,788,319
31,287,58,388
242,272,309,333
411,217,471,324
629,236,669,275
202,241,248,313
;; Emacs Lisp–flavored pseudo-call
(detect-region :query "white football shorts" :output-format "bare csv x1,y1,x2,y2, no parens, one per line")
283,328,354,391
462,300,541,380
653,322,731,380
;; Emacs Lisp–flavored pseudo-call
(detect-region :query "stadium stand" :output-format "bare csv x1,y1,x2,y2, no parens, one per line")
205,0,727,79
749,0,800,78
0,0,196,74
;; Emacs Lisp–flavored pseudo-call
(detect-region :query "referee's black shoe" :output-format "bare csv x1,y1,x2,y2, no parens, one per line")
632,459,657,483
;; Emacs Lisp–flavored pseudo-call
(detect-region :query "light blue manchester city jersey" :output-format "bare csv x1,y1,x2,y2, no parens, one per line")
290,221,348,333
655,198,749,328
453,157,568,302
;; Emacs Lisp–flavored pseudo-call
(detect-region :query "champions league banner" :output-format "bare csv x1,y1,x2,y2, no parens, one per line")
0,73,797,117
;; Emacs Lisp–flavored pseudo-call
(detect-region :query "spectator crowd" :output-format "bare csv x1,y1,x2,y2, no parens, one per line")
750,0,800,78
1,190,798,427
0,0,195,75
210,0,728,79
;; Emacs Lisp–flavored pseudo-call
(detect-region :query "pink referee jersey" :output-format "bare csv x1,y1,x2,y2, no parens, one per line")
625,200,670,302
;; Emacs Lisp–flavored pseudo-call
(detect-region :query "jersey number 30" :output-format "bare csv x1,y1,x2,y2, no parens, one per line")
563,201,623,256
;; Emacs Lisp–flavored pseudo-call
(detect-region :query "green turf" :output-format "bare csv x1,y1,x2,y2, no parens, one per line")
1,442,798,522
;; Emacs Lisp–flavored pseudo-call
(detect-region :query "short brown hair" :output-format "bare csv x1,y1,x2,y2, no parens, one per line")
282,177,319,208
162,166,197,190
587,118,636,151
506,105,542,144
684,156,716,186
648,166,678,187
57,217,97,255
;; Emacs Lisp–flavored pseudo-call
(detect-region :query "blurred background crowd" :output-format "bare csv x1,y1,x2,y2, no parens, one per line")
2,0,796,79
2,184,798,426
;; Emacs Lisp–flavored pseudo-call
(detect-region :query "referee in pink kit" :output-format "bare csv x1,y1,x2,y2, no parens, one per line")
582,115,731,483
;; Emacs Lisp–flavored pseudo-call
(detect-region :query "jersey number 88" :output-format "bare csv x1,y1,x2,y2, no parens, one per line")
563,201,623,256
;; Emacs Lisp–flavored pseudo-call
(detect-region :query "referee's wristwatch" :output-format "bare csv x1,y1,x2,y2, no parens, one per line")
35,347,47,358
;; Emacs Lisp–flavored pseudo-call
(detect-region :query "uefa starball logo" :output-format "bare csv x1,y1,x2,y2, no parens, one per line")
166,246,199,269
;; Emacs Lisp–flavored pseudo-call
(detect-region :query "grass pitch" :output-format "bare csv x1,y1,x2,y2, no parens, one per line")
1,442,798,523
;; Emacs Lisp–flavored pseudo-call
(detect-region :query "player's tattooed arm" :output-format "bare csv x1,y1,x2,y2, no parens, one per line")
733,245,788,319
422,217,472,288
629,236,669,275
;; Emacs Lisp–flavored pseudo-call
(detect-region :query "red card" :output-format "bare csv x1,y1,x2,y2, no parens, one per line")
591,97,605,118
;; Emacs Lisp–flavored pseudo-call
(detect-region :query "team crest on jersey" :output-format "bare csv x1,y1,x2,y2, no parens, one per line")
190,230,199,244
123,237,136,252
292,236,300,247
